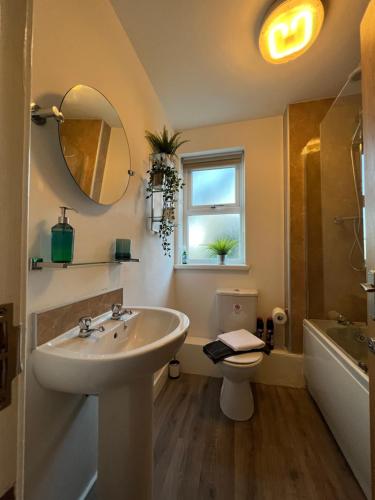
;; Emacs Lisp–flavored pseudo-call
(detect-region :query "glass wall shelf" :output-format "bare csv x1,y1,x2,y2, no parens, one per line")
29,257,140,271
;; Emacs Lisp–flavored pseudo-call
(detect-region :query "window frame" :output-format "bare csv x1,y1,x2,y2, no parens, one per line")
180,151,246,265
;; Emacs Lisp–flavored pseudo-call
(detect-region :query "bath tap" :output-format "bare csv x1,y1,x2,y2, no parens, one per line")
111,303,133,320
337,314,353,326
78,317,105,338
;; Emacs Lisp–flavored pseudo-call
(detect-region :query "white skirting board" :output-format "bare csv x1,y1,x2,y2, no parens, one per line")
176,336,305,388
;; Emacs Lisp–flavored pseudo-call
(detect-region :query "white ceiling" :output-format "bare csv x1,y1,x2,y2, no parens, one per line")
111,0,369,130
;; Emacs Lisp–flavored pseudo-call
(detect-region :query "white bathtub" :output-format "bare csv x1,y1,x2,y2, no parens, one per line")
303,319,370,498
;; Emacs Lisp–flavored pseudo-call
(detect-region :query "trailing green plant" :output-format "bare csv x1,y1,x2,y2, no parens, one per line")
151,170,182,256
145,159,184,199
206,237,238,256
145,125,189,156
159,216,175,257
145,127,188,257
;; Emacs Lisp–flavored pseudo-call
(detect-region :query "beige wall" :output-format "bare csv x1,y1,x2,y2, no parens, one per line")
320,93,366,320
176,116,285,344
25,1,173,499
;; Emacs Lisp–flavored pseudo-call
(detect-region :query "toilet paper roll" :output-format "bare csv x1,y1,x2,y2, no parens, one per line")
272,307,288,325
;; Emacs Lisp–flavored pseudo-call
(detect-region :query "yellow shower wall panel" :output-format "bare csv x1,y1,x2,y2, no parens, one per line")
285,98,333,353
305,146,325,318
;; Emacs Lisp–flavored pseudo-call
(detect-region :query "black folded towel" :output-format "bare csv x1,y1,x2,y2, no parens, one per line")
203,340,271,364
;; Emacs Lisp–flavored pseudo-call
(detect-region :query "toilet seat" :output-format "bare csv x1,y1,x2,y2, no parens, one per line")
223,351,263,365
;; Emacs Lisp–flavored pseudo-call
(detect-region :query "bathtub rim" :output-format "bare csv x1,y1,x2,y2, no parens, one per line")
303,319,369,391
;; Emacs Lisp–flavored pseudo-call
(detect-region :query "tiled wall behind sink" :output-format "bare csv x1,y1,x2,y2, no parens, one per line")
34,288,123,346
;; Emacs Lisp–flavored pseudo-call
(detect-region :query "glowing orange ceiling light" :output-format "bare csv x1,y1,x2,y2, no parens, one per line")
259,0,325,64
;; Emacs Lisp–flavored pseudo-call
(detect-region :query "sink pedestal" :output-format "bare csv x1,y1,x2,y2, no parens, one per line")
98,375,153,500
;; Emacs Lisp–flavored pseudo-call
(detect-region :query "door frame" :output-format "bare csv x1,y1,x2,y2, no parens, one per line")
360,0,375,498
0,0,33,498
16,0,32,497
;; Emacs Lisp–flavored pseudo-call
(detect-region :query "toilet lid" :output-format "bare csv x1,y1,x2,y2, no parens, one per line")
223,351,263,365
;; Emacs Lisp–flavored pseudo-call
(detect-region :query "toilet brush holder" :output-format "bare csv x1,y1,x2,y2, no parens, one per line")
168,359,180,379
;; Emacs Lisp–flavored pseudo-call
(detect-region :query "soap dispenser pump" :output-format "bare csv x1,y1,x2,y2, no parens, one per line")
51,206,76,263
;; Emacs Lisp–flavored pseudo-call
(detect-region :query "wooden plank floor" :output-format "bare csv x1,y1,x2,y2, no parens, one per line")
153,374,365,500
87,374,365,499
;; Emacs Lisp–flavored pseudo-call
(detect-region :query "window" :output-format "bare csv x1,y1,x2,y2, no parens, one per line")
180,151,245,265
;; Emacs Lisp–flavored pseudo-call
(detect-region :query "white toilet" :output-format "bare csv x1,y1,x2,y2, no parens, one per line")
216,288,263,421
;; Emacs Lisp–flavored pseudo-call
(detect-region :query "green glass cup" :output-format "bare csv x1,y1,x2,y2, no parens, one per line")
115,239,131,260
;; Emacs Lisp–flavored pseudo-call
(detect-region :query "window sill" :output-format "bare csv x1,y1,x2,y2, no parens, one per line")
174,264,250,271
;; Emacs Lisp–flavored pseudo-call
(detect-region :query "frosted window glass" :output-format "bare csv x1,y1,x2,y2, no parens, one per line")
187,214,240,261
191,167,236,206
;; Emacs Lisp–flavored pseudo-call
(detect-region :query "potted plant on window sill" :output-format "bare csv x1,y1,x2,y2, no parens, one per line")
145,126,188,256
206,237,238,265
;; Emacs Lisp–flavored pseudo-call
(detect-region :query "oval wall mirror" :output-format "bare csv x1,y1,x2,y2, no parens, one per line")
58,84,131,205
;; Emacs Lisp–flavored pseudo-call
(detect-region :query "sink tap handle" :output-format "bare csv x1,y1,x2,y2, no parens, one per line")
111,304,133,320
111,304,123,318
78,316,105,338
112,304,122,312
111,304,126,320
79,316,92,332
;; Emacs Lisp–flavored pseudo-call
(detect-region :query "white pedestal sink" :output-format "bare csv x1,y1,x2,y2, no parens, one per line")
32,307,189,500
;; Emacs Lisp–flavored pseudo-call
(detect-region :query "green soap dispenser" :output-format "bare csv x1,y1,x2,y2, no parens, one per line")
51,207,76,263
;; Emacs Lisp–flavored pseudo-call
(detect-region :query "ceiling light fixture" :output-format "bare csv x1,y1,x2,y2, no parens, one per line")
259,0,325,64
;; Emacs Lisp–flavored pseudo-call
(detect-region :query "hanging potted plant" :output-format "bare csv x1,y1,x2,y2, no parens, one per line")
206,237,238,265
145,126,188,188
145,126,188,256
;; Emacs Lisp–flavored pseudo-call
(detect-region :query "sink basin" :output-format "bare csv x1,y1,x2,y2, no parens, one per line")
32,306,189,500
33,306,189,394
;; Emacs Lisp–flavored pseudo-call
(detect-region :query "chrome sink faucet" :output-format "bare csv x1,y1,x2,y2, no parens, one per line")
111,303,133,320
78,317,105,338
